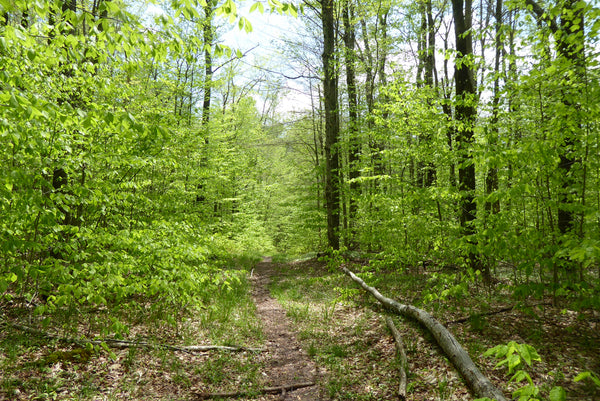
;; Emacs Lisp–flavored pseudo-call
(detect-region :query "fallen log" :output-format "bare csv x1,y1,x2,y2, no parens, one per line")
195,381,315,399
385,316,408,401
1,320,264,353
342,266,507,401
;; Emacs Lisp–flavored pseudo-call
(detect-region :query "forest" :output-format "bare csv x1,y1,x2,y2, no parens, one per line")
0,0,599,399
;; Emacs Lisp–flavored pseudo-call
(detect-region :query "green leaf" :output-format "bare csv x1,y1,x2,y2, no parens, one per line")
574,371,591,382
9,94,20,109
243,18,252,33
510,370,529,383
512,383,538,400
574,371,600,387
289,3,298,17
507,353,521,373
484,344,506,357
0,280,8,295
549,386,566,401
104,112,114,125
249,2,264,13
518,343,532,366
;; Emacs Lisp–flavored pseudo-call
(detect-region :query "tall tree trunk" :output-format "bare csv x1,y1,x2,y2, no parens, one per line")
555,0,584,239
424,0,435,87
485,0,502,217
202,1,215,129
359,18,375,118
418,0,436,188
524,0,585,277
359,17,381,180
452,0,479,271
376,6,390,171
441,24,456,188
343,0,359,249
322,0,341,250
416,2,426,87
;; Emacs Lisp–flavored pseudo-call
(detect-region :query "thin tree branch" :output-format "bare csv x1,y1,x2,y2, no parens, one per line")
385,316,408,401
2,321,265,353
195,382,315,399
523,0,559,33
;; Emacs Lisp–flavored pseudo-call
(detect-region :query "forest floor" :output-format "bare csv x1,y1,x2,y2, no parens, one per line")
246,257,324,400
1,257,600,400
263,258,600,401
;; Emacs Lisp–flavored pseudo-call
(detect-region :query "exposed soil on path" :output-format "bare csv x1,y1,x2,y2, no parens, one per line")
250,258,325,401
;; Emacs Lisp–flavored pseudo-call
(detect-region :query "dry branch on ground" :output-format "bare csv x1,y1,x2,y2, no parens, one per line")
342,266,508,401
2,320,264,353
385,316,408,401
194,381,315,399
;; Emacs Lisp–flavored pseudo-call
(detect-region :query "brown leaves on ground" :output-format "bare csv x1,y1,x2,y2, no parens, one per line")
1,258,599,401
270,258,600,401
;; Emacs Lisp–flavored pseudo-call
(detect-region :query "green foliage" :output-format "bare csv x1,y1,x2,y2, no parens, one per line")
484,342,566,401
0,0,281,340
484,341,541,374
574,371,600,388
422,269,479,304
318,246,348,272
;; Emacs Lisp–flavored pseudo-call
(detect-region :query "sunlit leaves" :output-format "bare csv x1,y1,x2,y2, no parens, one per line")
216,0,238,22
238,16,252,33
267,0,301,17
484,341,541,374
249,1,264,13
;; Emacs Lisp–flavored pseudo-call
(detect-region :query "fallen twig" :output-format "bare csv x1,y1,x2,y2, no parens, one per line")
2,320,264,353
195,381,315,399
445,302,552,325
342,266,508,401
385,316,408,401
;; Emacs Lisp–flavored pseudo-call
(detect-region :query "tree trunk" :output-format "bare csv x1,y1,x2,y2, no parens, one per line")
555,0,584,239
524,0,585,277
452,0,479,270
202,1,215,129
342,266,508,401
418,0,437,188
322,0,341,250
424,0,435,87
343,0,359,248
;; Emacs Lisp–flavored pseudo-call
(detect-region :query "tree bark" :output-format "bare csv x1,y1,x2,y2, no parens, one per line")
202,1,215,129
342,266,508,401
322,0,341,250
555,0,584,239
342,0,359,248
452,0,479,271
385,316,408,401
523,0,585,281
417,0,437,188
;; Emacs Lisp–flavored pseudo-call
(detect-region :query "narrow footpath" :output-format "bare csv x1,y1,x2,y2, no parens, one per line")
250,258,324,401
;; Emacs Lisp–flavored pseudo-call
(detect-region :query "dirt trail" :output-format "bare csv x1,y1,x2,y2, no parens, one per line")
250,258,324,401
